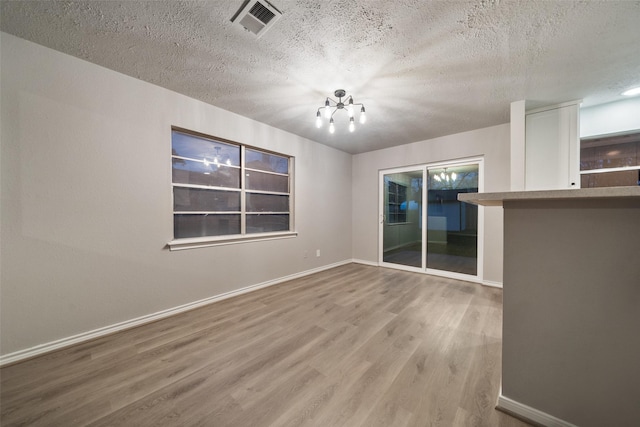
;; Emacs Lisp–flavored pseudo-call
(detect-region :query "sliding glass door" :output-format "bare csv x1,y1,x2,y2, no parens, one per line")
379,159,482,280
426,163,479,276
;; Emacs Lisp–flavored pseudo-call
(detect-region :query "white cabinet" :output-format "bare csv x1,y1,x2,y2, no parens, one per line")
524,101,580,190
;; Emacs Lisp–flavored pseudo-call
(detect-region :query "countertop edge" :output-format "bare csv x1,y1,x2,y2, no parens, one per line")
458,186,640,206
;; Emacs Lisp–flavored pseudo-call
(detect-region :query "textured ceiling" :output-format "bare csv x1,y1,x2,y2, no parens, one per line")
2,0,640,154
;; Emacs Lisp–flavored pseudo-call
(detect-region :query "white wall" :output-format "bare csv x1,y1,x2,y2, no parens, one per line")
0,33,352,357
352,124,510,284
580,97,640,137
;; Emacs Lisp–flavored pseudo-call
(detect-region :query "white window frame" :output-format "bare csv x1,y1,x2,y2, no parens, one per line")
386,179,408,224
168,128,296,251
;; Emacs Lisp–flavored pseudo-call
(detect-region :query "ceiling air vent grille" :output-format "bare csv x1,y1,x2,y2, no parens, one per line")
231,0,282,39
250,2,275,24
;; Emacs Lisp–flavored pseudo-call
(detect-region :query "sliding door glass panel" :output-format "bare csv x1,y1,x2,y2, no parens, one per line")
426,164,478,275
382,170,423,268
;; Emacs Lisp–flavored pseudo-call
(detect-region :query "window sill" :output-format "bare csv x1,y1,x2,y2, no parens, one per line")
168,231,298,251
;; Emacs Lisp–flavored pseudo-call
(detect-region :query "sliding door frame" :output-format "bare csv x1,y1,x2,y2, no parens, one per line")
378,165,427,273
378,157,484,283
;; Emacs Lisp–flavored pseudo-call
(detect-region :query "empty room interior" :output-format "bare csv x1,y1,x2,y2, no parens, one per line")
1,1,640,426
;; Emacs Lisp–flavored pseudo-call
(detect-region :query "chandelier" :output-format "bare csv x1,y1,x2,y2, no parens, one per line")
316,89,366,134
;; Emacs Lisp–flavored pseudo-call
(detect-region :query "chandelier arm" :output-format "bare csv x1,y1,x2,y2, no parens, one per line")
325,97,338,107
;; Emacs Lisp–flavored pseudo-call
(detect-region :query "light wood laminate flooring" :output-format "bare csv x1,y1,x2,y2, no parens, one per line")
1,264,531,426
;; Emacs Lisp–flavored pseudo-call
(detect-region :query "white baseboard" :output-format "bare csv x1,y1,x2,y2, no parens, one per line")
351,258,379,267
482,279,503,288
0,259,352,367
497,394,578,427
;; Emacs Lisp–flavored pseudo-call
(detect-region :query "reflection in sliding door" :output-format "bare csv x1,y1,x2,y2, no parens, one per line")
426,164,478,276
382,170,423,268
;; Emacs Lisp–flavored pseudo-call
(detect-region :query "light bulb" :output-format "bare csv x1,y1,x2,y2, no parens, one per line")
349,117,355,132
316,111,322,128
451,172,457,181
622,86,640,96
203,158,209,167
329,118,335,134
324,100,332,119
348,99,354,117
359,106,366,124
434,175,441,182
440,172,445,180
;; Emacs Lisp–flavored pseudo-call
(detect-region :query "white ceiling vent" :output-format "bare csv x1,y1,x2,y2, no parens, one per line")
231,0,282,39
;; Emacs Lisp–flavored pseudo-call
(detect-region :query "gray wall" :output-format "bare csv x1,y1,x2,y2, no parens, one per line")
0,33,352,357
352,124,510,284
502,198,640,426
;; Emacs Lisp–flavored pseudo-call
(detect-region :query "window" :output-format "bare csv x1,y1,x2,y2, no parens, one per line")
386,180,407,223
170,128,293,246
580,131,640,188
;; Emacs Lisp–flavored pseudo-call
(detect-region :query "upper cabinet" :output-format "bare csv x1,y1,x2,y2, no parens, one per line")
524,101,581,191
510,100,581,191
512,97,640,191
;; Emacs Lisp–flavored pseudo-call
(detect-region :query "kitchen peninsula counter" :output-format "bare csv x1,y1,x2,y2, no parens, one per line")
458,186,640,427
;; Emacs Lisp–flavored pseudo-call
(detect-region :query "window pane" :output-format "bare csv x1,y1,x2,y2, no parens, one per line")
172,131,240,166
426,165,478,276
246,149,289,174
245,170,289,193
246,214,289,233
383,171,421,267
386,179,408,225
246,193,289,212
173,187,240,212
174,214,240,238
172,158,240,188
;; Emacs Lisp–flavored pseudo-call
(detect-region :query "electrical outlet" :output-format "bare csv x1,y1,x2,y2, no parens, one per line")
316,249,321,257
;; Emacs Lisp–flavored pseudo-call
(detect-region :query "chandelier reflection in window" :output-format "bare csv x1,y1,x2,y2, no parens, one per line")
429,167,478,190
315,89,366,134
433,169,457,184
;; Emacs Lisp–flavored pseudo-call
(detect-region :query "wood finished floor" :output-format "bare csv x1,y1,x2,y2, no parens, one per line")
0,264,532,426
